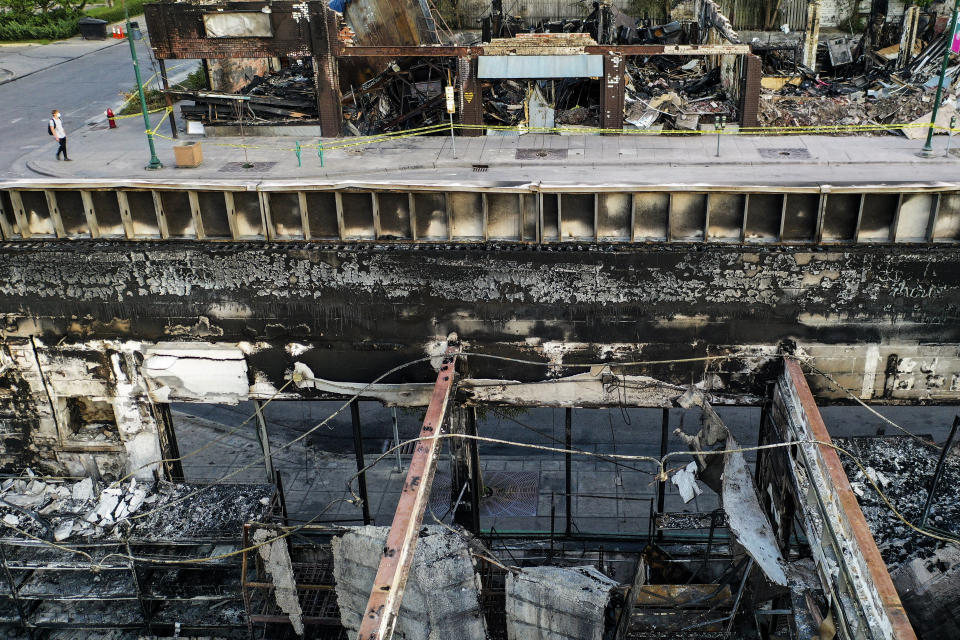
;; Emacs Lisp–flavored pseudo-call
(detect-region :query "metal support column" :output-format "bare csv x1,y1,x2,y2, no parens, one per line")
152,403,185,483
565,408,573,537
156,58,179,139
920,415,960,528
254,400,274,483
467,406,483,534
351,400,372,525
355,344,460,640
657,408,669,514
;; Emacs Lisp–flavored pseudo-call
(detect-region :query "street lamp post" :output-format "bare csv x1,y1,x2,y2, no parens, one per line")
122,0,162,170
921,0,960,157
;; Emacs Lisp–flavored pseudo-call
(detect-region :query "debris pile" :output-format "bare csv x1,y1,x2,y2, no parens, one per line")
759,27,960,134
342,58,452,135
834,436,960,571
624,59,733,131
179,60,319,124
0,471,274,543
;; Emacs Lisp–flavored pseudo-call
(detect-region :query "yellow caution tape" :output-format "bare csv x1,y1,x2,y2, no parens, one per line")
139,117,960,157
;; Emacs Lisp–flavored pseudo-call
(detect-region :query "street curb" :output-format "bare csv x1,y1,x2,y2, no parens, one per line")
0,40,126,87
25,159,71,178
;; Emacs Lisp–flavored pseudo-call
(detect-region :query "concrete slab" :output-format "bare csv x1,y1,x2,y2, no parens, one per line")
332,525,487,640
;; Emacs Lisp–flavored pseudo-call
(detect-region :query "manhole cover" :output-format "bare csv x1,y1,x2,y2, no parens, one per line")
430,470,539,518
757,148,811,159
219,161,277,172
516,148,568,160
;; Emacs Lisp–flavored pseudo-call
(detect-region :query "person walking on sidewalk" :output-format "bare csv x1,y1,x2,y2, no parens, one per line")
48,109,71,161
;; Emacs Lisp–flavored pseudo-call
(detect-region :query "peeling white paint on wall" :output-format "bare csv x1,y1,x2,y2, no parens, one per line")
143,344,249,404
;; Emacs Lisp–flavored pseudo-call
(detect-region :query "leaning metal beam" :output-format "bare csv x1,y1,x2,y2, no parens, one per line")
781,359,917,640
355,343,460,640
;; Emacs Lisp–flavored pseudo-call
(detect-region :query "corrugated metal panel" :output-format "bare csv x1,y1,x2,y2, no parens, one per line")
478,55,604,78
720,0,807,31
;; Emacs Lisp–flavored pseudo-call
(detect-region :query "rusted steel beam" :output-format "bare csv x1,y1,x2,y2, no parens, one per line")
591,44,751,55
337,45,481,57
785,359,918,640
354,343,460,640
335,44,751,57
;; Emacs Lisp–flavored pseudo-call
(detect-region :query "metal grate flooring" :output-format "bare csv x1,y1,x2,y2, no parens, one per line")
516,148,568,159
757,148,810,159
219,161,278,172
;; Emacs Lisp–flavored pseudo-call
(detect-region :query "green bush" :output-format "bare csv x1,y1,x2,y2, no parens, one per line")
84,0,143,24
0,10,78,40
0,0,144,41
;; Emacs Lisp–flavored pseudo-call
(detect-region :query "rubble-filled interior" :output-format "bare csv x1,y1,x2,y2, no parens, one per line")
2,354,957,639
159,0,960,139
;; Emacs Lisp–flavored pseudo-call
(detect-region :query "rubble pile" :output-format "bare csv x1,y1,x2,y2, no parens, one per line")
179,60,319,124
759,27,960,134
834,436,960,571
343,58,451,135
624,59,733,131
0,471,273,543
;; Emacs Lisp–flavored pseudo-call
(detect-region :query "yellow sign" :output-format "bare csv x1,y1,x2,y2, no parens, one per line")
464,91,475,103
445,85,456,114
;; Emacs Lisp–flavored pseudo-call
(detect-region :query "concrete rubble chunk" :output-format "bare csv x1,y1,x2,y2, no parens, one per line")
506,565,622,640
332,525,487,640
72,477,94,502
95,493,120,521
253,527,304,636
2,513,19,527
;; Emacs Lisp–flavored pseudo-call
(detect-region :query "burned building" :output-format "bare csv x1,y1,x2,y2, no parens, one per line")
2,0,960,639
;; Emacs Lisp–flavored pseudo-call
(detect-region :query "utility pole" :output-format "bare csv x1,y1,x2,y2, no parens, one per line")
122,0,162,170
921,0,960,157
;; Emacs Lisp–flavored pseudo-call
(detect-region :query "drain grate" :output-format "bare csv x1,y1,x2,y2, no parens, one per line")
473,164,489,172
516,148,568,160
757,148,811,159
430,470,539,518
219,161,277,172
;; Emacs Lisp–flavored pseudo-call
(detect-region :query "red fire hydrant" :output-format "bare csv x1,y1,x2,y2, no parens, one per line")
106,108,117,129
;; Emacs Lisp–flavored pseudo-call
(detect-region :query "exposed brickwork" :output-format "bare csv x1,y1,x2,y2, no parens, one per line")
145,1,329,60
601,54,625,133
739,53,762,128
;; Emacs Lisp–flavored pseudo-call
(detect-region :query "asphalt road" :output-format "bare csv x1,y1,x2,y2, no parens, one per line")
0,36,191,174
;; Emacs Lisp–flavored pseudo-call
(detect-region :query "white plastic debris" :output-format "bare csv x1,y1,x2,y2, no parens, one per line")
54,520,74,542
2,514,19,527
671,461,703,503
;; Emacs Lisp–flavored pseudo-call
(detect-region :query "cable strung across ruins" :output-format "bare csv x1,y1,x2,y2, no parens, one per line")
4,0,960,638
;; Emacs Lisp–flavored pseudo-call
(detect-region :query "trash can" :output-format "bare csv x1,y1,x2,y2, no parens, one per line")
173,141,203,168
78,17,108,40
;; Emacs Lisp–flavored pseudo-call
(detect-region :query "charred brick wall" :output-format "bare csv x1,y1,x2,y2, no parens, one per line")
145,1,329,60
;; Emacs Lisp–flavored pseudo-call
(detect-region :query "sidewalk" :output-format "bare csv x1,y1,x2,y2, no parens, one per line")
11,113,960,186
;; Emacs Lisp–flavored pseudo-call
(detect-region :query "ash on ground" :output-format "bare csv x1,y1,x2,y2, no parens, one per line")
834,436,960,570
0,471,273,543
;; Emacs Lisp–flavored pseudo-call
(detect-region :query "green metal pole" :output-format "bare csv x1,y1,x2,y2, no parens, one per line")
921,0,960,156
123,0,162,169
